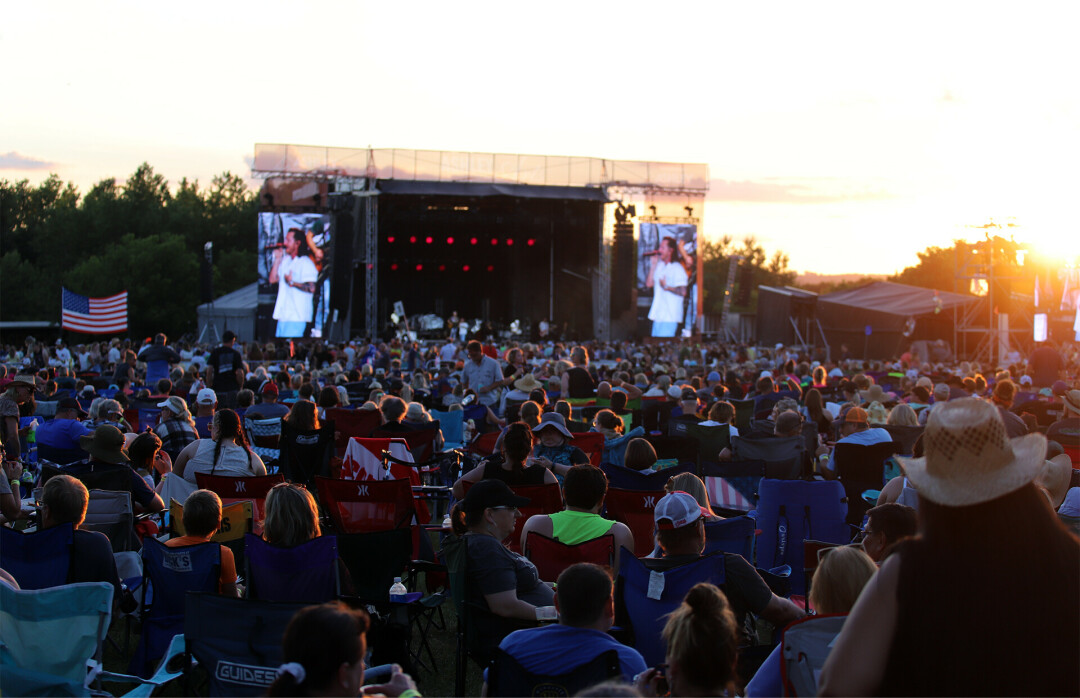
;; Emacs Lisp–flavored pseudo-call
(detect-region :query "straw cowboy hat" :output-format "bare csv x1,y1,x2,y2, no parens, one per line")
79,424,131,465
1039,454,1073,509
513,373,541,393
898,398,1046,507
8,374,37,389
1063,389,1080,417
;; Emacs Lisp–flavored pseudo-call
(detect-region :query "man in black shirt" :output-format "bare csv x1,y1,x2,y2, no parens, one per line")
206,331,245,409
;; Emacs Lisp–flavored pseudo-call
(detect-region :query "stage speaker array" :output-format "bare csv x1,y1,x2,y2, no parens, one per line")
611,221,635,315
329,194,359,314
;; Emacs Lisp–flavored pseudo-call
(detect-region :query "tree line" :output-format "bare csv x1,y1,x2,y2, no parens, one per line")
1,163,258,338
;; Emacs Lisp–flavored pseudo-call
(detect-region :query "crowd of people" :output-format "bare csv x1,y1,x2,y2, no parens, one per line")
2,326,1079,696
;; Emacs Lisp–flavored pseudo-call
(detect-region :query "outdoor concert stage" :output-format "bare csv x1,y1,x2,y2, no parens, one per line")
251,145,708,342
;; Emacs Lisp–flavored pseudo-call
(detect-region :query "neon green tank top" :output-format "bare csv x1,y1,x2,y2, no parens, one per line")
548,510,615,545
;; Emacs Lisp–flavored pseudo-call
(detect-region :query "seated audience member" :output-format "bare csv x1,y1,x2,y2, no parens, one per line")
40,474,122,598
165,489,240,597
316,385,339,421
800,388,832,435
35,396,91,464
453,422,557,499
449,479,556,621
624,437,661,473
155,395,199,459
376,395,415,434
553,399,591,434
918,382,952,426
284,399,323,434
773,410,803,438
85,398,130,433
64,425,165,514
127,431,172,490
815,407,892,479
519,464,635,564
0,459,24,522
745,546,878,698
643,491,804,643
819,399,1080,696
173,408,267,487
593,408,645,467
484,563,647,691
670,387,703,422
886,403,918,427
235,388,254,419
665,472,722,523
634,583,740,698
990,379,1029,438
245,380,290,420
267,601,417,698
861,503,917,563
403,401,444,451
1046,388,1080,445
531,412,590,479
193,388,217,438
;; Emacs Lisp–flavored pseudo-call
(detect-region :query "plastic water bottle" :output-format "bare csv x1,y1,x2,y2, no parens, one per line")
26,419,38,465
389,577,407,603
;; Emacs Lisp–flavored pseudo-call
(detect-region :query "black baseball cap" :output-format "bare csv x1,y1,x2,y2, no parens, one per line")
57,397,87,417
461,480,530,514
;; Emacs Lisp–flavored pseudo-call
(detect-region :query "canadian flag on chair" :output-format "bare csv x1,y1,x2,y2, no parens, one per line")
705,476,754,511
341,437,430,523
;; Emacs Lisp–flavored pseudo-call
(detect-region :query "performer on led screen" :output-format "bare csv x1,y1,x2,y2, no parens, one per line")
270,228,319,337
645,236,688,337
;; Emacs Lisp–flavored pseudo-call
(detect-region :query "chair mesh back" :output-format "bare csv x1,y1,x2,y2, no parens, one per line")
244,533,339,603
0,523,73,589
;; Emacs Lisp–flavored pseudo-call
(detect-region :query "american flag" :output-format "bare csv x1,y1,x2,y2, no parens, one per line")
61,288,128,334
705,475,754,512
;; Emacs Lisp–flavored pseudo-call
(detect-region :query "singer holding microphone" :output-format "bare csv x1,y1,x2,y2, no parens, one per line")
644,236,688,338
269,228,319,338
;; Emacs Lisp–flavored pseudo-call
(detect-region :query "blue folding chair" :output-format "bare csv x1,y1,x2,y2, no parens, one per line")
617,548,726,666
701,459,766,515
244,533,340,603
431,409,464,450
0,523,73,589
754,479,849,596
133,537,221,677
599,461,696,491
704,515,757,562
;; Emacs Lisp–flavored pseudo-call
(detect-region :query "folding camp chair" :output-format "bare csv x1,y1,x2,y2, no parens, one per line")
780,614,848,697
882,425,924,456
431,409,465,450
487,646,622,698
703,515,757,562
834,441,898,526
0,522,73,589
600,461,696,491
278,420,336,488
570,431,605,466
133,537,221,677
84,488,139,553
616,548,727,666
183,592,309,697
755,478,849,596
523,532,615,583
315,476,416,533
644,433,700,465
36,441,87,465
730,398,755,434
801,539,844,612
328,407,382,456
701,459,766,516
640,398,674,433
732,434,807,480
597,427,646,468
466,430,500,457
603,487,666,557
195,472,284,532
170,497,254,572
244,533,341,603
684,422,732,465
244,416,282,463
374,422,441,464
0,581,114,696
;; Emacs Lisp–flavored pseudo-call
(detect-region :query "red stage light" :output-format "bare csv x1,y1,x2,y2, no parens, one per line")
487,265,495,272
439,264,446,271
390,263,399,270
527,238,535,246
490,238,498,246
470,237,477,245
387,236,395,243
446,237,454,244
463,265,470,271
416,264,423,271
506,238,514,246
425,236,433,244
409,236,417,243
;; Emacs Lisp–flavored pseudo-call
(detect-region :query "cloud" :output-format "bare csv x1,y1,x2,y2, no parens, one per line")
706,178,894,204
0,151,57,170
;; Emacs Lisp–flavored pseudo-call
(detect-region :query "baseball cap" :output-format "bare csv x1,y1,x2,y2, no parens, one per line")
845,407,869,424
197,388,217,405
707,371,721,382
57,397,87,417
1051,380,1068,396
667,385,683,400
259,380,279,396
1019,375,1033,386
681,387,697,401
157,395,188,415
654,491,709,530
461,479,531,515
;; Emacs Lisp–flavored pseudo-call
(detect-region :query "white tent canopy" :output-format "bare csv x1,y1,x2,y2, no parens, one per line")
196,282,257,343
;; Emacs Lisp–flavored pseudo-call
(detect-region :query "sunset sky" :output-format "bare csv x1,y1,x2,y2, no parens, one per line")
4,2,1078,276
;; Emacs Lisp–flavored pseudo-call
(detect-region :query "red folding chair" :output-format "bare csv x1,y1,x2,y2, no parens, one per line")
123,408,140,433
195,473,284,534
461,481,564,554
328,407,382,457
570,432,605,466
314,476,415,533
603,487,665,557
467,431,500,457
373,423,440,464
524,532,614,583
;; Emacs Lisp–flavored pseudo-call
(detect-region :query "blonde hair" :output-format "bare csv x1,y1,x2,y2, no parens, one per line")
662,583,739,693
809,545,877,614
665,472,717,518
263,484,321,548
887,403,918,427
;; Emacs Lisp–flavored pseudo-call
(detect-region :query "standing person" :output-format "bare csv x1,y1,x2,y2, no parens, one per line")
818,399,1080,696
270,228,319,338
645,236,689,338
0,374,35,460
1029,340,1065,389
206,331,245,409
139,334,181,390
193,389,217,438
463,340,505,413
560,346,595,399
